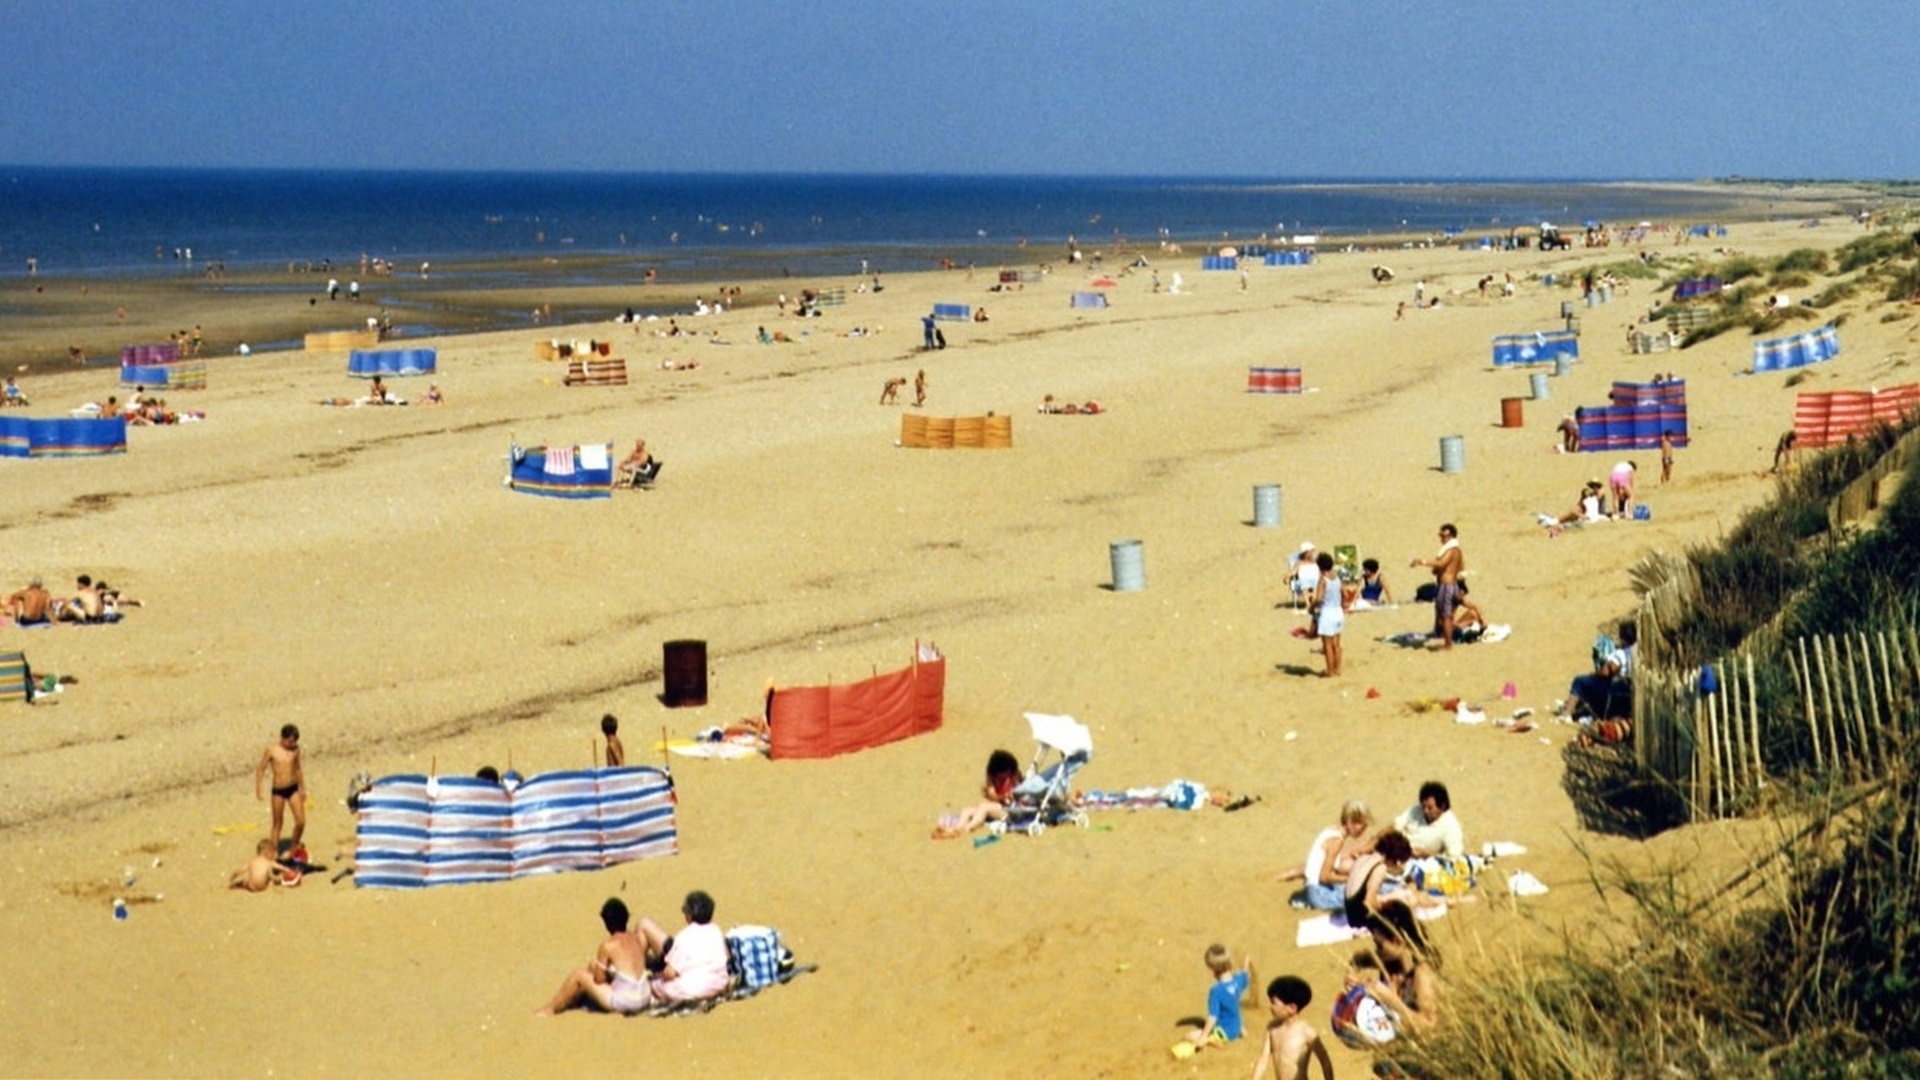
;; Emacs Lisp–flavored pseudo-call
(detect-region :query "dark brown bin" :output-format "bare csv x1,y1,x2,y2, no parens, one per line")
663,639,708,707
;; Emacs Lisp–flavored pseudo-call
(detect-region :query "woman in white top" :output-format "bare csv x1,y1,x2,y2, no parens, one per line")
1279,800,1375,910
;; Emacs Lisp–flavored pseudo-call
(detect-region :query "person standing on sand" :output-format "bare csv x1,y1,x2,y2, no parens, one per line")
254,724,306,853
1411,524,1464,651
1559,412,1582,453
913,369,927,408
1609,460,1638,518
601,714,625,768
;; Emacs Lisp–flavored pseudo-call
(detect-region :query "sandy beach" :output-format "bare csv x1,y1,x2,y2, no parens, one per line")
3,212,1911,1077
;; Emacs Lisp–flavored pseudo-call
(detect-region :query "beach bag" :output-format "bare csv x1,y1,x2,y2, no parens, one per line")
1406,859,1474,898
1330,983,1397,1048
726,925,790,990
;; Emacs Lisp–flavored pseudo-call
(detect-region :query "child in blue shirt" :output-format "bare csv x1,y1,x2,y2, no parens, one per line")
1174,944,1254,1056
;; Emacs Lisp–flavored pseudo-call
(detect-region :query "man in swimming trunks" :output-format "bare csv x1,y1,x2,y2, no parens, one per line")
253,724,306,853
5,576,54,625
535,898,653,1016
1410,524,1465,651
54,575,104,623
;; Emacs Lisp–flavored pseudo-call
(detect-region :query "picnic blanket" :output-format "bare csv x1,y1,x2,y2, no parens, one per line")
641,945,814,1014
1379,625,1511,648
1078,779,1213,811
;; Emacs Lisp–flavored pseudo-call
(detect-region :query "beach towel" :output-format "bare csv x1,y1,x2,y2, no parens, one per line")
545,446,576,475
578,443,610,471
639,961,817,1018
662,740,765,760
1076,779,1226,811
1295,911,1369,948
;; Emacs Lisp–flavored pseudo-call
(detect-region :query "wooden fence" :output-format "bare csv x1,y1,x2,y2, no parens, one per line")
1627,427,1919,822
1633,625,1918,821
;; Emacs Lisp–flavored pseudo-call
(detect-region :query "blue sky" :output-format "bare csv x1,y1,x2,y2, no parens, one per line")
5,0,1914,179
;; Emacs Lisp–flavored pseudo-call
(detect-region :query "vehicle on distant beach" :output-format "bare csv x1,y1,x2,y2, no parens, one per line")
1538,224,1573,251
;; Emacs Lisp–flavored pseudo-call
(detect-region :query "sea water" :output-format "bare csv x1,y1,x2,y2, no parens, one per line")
0,167,1762,280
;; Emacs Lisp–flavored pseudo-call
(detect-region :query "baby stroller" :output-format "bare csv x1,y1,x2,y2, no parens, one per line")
992,712,1093,837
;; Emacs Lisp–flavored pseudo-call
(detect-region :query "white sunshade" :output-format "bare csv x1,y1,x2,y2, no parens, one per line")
1022,712,1094,755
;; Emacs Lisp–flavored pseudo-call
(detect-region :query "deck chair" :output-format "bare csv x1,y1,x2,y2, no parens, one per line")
619,459,663,489
0,651,32,704
1332,545,1362,584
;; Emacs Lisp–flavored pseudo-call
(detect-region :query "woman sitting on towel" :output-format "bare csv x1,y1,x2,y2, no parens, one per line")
933,749,1022,839
1343,829,1420,928
1278,799,1376,910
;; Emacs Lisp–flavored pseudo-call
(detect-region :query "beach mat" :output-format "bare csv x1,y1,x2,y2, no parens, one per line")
639,963,817,1018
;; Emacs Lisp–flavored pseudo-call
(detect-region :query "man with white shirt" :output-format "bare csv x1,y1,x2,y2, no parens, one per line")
1393,781,1464,863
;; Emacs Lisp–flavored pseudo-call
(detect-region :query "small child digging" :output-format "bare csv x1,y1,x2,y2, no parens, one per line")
229,838,301,892
1172,944,1254,1058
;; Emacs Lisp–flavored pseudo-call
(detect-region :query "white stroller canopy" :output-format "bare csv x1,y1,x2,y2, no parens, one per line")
1022,712,1093,756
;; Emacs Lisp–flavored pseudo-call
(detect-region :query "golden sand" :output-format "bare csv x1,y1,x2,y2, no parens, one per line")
1,213,1908,1076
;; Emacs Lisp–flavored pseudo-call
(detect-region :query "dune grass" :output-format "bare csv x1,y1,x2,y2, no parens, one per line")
1369,431,1920,1077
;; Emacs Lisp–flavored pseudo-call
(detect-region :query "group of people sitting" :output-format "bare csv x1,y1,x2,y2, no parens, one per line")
1537,463,1640,533
6,573,140,626
1279,782,1470,914
66,392,200,425
535,890,733,1017
1287,542,1397,612
1037,395,1105,415
123,391,191,425
1276,784,1465,1047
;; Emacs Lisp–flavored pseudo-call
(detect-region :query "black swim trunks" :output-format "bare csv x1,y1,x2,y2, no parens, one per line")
271,783,301,800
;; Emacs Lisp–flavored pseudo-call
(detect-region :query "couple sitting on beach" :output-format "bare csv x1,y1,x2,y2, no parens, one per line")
536,891,732,1017
1279,784,1474,914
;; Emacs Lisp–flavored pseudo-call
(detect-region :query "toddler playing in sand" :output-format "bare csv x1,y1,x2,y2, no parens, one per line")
229,838,299,892
1172,944,1253,1057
